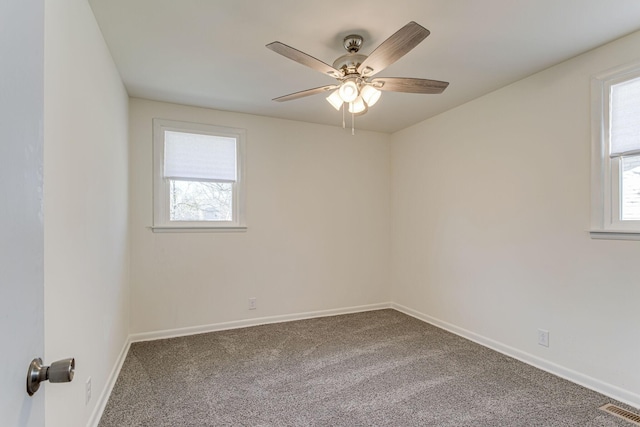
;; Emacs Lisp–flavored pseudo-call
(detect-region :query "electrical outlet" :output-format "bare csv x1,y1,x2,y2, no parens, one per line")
248,297,257,310
86,377,92,404
538,329,549,347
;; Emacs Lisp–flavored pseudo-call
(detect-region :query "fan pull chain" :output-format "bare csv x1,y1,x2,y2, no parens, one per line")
352,112,355,135
342,103,345,129
349,101,355,135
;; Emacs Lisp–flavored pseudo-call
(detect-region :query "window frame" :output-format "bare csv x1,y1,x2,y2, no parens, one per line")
152,118,246,232
590,61,640,240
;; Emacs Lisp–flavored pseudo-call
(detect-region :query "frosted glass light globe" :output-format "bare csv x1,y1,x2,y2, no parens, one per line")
339,81,359,103
326,90,343,110
361,84,381,107
348,96,366,114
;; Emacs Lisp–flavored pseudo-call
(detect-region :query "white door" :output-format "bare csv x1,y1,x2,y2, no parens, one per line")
0,0,46,426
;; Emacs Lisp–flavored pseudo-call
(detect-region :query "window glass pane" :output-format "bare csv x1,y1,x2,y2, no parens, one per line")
169,180,232,221
621,155,640,220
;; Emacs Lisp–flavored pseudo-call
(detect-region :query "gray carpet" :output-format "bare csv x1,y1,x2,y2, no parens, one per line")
99,309,635,426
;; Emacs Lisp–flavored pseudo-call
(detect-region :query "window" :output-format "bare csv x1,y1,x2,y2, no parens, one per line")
153,119,246,231
591,62,640,239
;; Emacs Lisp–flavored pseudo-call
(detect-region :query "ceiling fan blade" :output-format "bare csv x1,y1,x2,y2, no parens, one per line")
266,42,343,79
358,22,430,77
370,77,449,94
273,85,339,102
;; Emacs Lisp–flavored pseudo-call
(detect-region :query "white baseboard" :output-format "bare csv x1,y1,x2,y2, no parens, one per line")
391,302,640,410
129,302,392,343
87,336,131,427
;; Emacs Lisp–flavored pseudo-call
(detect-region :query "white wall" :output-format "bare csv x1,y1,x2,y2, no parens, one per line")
0,0,45,425
129,99,391,334
391,31,640,406
44,0,129,426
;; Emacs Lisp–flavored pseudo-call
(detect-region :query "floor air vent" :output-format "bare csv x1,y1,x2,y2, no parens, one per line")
600,403,640,426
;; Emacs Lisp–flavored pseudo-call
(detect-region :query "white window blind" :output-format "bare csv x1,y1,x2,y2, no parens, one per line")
164,131,237,182
610,76,640,157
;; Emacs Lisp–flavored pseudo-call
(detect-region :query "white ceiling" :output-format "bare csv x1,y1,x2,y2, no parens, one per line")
89,0,640,133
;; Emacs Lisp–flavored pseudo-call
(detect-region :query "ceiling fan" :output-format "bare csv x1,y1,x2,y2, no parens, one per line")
266,21,449,128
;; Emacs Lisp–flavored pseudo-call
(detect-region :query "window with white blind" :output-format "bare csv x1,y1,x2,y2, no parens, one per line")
591,63,640,239
153,119,246,231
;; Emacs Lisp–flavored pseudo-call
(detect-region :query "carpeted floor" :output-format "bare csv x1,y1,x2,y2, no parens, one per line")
99,309,635,426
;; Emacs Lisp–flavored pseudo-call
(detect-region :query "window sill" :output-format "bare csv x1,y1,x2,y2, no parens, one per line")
589,229,640,241
150,225,247,233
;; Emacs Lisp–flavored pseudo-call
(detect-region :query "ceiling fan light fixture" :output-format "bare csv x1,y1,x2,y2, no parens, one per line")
326,89,343,110
348,96,367,114
266,22,449,134
339,80,359,103
361,84,381,107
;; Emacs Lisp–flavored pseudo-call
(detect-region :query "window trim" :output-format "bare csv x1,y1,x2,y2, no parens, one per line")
152,119,246,232
590,61,640,240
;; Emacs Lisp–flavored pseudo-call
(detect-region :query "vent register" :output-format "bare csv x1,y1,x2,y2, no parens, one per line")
600,403,640,426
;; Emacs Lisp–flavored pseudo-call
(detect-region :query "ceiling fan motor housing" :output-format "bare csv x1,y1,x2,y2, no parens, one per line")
333,34,366,75
333,53,367,75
